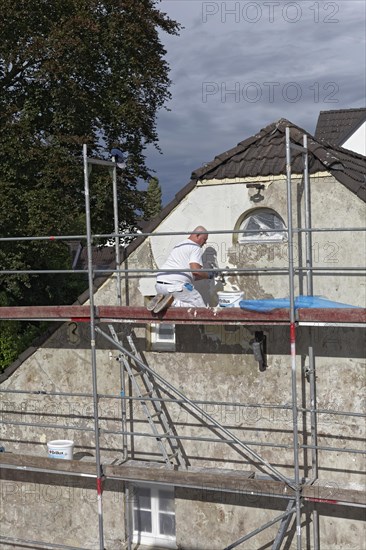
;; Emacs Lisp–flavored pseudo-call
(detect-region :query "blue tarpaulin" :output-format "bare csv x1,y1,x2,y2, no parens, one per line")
238,295,360,312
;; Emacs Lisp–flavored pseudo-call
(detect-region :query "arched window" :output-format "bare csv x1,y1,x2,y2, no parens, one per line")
238,208,287,243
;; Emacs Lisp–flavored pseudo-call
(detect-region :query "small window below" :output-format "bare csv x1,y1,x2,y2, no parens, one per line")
131,483,176,548
239,209,287,243
150,323,176,352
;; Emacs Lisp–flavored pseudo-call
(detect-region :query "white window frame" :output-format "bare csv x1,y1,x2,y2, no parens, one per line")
150,322,176,351
238,208,287,243
131,482,176,548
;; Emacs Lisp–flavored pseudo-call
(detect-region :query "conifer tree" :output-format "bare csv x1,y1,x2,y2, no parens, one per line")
144,177,163,220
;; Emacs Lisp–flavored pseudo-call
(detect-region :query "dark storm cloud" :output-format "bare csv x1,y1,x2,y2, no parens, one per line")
146,1,365,204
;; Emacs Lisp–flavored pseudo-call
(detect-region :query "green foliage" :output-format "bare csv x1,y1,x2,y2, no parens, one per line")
0,322,21,369
0,0,179,232
0,321,47,372
0,0,180,370
144,177,162,220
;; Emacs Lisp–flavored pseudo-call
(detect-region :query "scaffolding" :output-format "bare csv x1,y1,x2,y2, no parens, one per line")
0,132,365,550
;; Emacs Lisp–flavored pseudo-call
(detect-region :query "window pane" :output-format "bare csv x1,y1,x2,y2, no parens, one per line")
158,324,175,341
159,512,176,536
245,218,260,231
133,487,151,510
240,210,286,241
159,490,175,512
134,510,152,533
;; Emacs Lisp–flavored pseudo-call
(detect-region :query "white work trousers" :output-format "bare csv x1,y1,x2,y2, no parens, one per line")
155,282,206,308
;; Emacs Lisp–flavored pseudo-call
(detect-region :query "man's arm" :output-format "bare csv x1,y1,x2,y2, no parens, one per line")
190,262,210,280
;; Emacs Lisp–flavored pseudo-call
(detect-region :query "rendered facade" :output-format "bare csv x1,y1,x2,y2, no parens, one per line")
1,119,365,550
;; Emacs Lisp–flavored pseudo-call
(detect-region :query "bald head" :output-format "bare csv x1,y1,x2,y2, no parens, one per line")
189,226,208,247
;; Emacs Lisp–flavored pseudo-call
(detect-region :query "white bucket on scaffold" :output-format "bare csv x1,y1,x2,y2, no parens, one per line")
47,440,74,460
217,291,244,307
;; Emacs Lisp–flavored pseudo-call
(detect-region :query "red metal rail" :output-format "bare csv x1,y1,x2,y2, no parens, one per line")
0,306,91,321
0,306,364,325
297,308,366,324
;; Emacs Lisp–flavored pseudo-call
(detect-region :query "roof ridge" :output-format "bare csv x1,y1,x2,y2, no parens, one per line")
191,119,291,181
191,118,320,182
318,107,366,114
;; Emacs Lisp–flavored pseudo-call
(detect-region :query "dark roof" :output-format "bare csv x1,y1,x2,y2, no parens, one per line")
191,118,366,202
75,245,116,271
314,108,366,146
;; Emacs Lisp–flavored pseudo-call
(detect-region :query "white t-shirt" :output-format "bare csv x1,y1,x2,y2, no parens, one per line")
157,239,203,283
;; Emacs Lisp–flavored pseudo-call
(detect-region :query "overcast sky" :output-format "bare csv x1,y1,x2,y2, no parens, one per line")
145,0,366,204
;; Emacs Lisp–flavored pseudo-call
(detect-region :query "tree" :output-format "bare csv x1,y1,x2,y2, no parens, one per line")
0,0,180,371
144,177,162,220
0,0,179,230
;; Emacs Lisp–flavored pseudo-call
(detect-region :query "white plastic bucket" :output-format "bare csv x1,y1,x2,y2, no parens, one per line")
217,291,244,307
47,440,74,460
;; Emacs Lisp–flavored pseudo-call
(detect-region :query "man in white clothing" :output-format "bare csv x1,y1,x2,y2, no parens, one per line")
147,226,215,312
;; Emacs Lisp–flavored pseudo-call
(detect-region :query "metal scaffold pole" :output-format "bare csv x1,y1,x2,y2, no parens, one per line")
303,134,313,298
111,156,131,548
110,155,128,462
112,157,122,306
286,127,302,550
303,133,320,549
83,144,105,550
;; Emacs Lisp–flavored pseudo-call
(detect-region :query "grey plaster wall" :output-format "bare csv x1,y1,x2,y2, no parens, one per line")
0,473,126,549
174,488,366,550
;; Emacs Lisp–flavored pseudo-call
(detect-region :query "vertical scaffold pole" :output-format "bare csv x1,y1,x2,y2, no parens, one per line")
111,158,130,548
303,135,313,297
285,127,302,550
112,158,122,306
303,135,319,549
83,144,105,550
111,157,128,458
